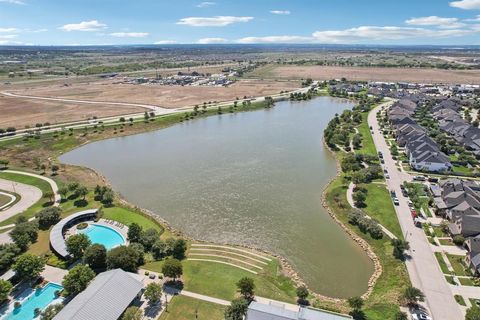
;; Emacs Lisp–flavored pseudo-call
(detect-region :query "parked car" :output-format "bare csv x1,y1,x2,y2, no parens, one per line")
390,190,396,197
427,177,439,183
385,173,390,179
380,159,385,164
393,198,399,206
413,175,426,181
408,200,414,208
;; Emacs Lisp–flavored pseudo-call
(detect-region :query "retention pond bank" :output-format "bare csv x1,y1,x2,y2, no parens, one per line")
60,97,374,298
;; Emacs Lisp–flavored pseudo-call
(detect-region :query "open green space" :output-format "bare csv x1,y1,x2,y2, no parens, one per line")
0,171,53,226
102,206,164,234
434,252,450,274
355,112,377,157
325,176,410,320
431,225,448,238
460,277,476,286
361,183,402,239
159,295,226,320
144,259,297,303
439,238,454,246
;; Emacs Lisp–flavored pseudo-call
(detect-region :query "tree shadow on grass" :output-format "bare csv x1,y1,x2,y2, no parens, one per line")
42,201,54,208
74,199,88,208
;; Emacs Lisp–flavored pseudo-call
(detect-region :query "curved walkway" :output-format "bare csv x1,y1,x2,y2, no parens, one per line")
0,191,16,210
3,170,60,206
0,178,42,224
346,182,398,240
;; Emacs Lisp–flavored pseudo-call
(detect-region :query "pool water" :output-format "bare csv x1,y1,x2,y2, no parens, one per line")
2,283,63,320
79,224,126,250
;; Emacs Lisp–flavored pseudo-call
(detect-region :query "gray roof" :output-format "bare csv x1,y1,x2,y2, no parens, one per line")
54,269,144,320
246,301,352,320
50,209,98,258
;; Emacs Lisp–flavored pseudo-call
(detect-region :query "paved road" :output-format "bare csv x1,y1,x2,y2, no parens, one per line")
368,102,463,320
3,170,60,205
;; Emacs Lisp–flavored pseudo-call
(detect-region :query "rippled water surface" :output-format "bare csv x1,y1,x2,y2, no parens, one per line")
60,97,374,298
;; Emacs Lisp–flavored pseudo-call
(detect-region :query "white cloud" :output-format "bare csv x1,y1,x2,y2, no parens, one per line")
464,15,480,21
177,16,253,27
196,1,215,8
110,32,148,38
0,34,17,41
237,35,312,43
312,26,473,43
31,28,48,33
450,0,480,9
154,40,178,44
197,37,228,44
406,16,466,29
0,28,18,33
270,10,290,15
0,0,25,5
60,20,107,32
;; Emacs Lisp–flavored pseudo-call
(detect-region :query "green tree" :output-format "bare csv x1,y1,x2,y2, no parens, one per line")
172,238,187,260
62,264,95,296
40,303,64,320
121,306,142,320
161,258,183,280
129,243,145,266
66,234,91,260
144,282,162,305
151,239,167,260
36,207,62,229
0,159,9,170
392,239,410,260
402,286,424,306
83,244,107,270
140,228,159,251
10,221,38,251
107,246,141,272
236,277,255,300
296,285,309,305
466,304,480,320
0,244,20,271
0,279,12,301
12,253,45,281
102,189,114,206
127,223,143,243
44,191,55,203
224,297,249,320
57,187,68,201
348,296,364,310
68,182,79,193
75,186,89,200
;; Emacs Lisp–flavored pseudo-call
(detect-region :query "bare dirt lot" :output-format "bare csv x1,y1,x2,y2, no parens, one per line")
0,79,299,128
252,65,480,84
0,95,145,129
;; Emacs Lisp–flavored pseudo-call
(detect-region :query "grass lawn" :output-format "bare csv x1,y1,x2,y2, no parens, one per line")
434,252,450,274
102,206,165,234
159,295,225,320
439,238,454,246
356,112,377,157
324,176,410,320
460,277,476,286
445,275,455,285
453,165,473,175
0,171,53,226
0,193,13,207
446,254,468,277
361,183,402,239
144,258,297,303
431,226,448,238
455,294,466,306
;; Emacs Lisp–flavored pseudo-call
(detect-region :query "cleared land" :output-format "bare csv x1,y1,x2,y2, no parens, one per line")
250,65,480,84
0,79,299,128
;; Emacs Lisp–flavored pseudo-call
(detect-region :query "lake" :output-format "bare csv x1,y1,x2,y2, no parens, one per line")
60,97,374,298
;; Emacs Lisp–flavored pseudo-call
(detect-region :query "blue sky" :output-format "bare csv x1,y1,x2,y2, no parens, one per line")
0,0,480,45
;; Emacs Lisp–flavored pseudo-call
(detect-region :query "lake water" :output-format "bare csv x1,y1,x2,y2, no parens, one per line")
60,97,374,298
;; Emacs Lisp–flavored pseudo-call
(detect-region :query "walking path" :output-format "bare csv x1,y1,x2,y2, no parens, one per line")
0,191,16,210
368,102,463,320
0,178,42,224
3,170,60,206
346,182,398,240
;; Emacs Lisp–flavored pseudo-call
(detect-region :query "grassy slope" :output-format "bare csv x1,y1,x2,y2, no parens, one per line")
159,295,226,320
356,112,377,157
361,183,403,239
144,258,297,303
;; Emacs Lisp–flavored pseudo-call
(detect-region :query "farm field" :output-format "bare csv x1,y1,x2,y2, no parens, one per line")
0,79,299,128
249,65,480,84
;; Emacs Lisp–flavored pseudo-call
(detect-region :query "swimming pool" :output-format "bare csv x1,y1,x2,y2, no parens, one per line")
78,223,126,250
1,283,63,320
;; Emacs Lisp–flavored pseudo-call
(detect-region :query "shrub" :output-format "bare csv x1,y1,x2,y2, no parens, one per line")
453,235,465,246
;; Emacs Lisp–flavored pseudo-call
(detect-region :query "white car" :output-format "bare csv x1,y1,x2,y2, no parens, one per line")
411,313,432,320
385,173,390,179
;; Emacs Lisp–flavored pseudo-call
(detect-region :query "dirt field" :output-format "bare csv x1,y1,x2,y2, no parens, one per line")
252,65,480,84
0,95,145,129
0,79,299,128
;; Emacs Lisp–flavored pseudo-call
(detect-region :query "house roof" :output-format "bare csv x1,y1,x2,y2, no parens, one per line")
246,301,352,320
53,269,144,320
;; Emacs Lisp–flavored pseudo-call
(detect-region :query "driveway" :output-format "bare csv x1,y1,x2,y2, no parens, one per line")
368,102,463,320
